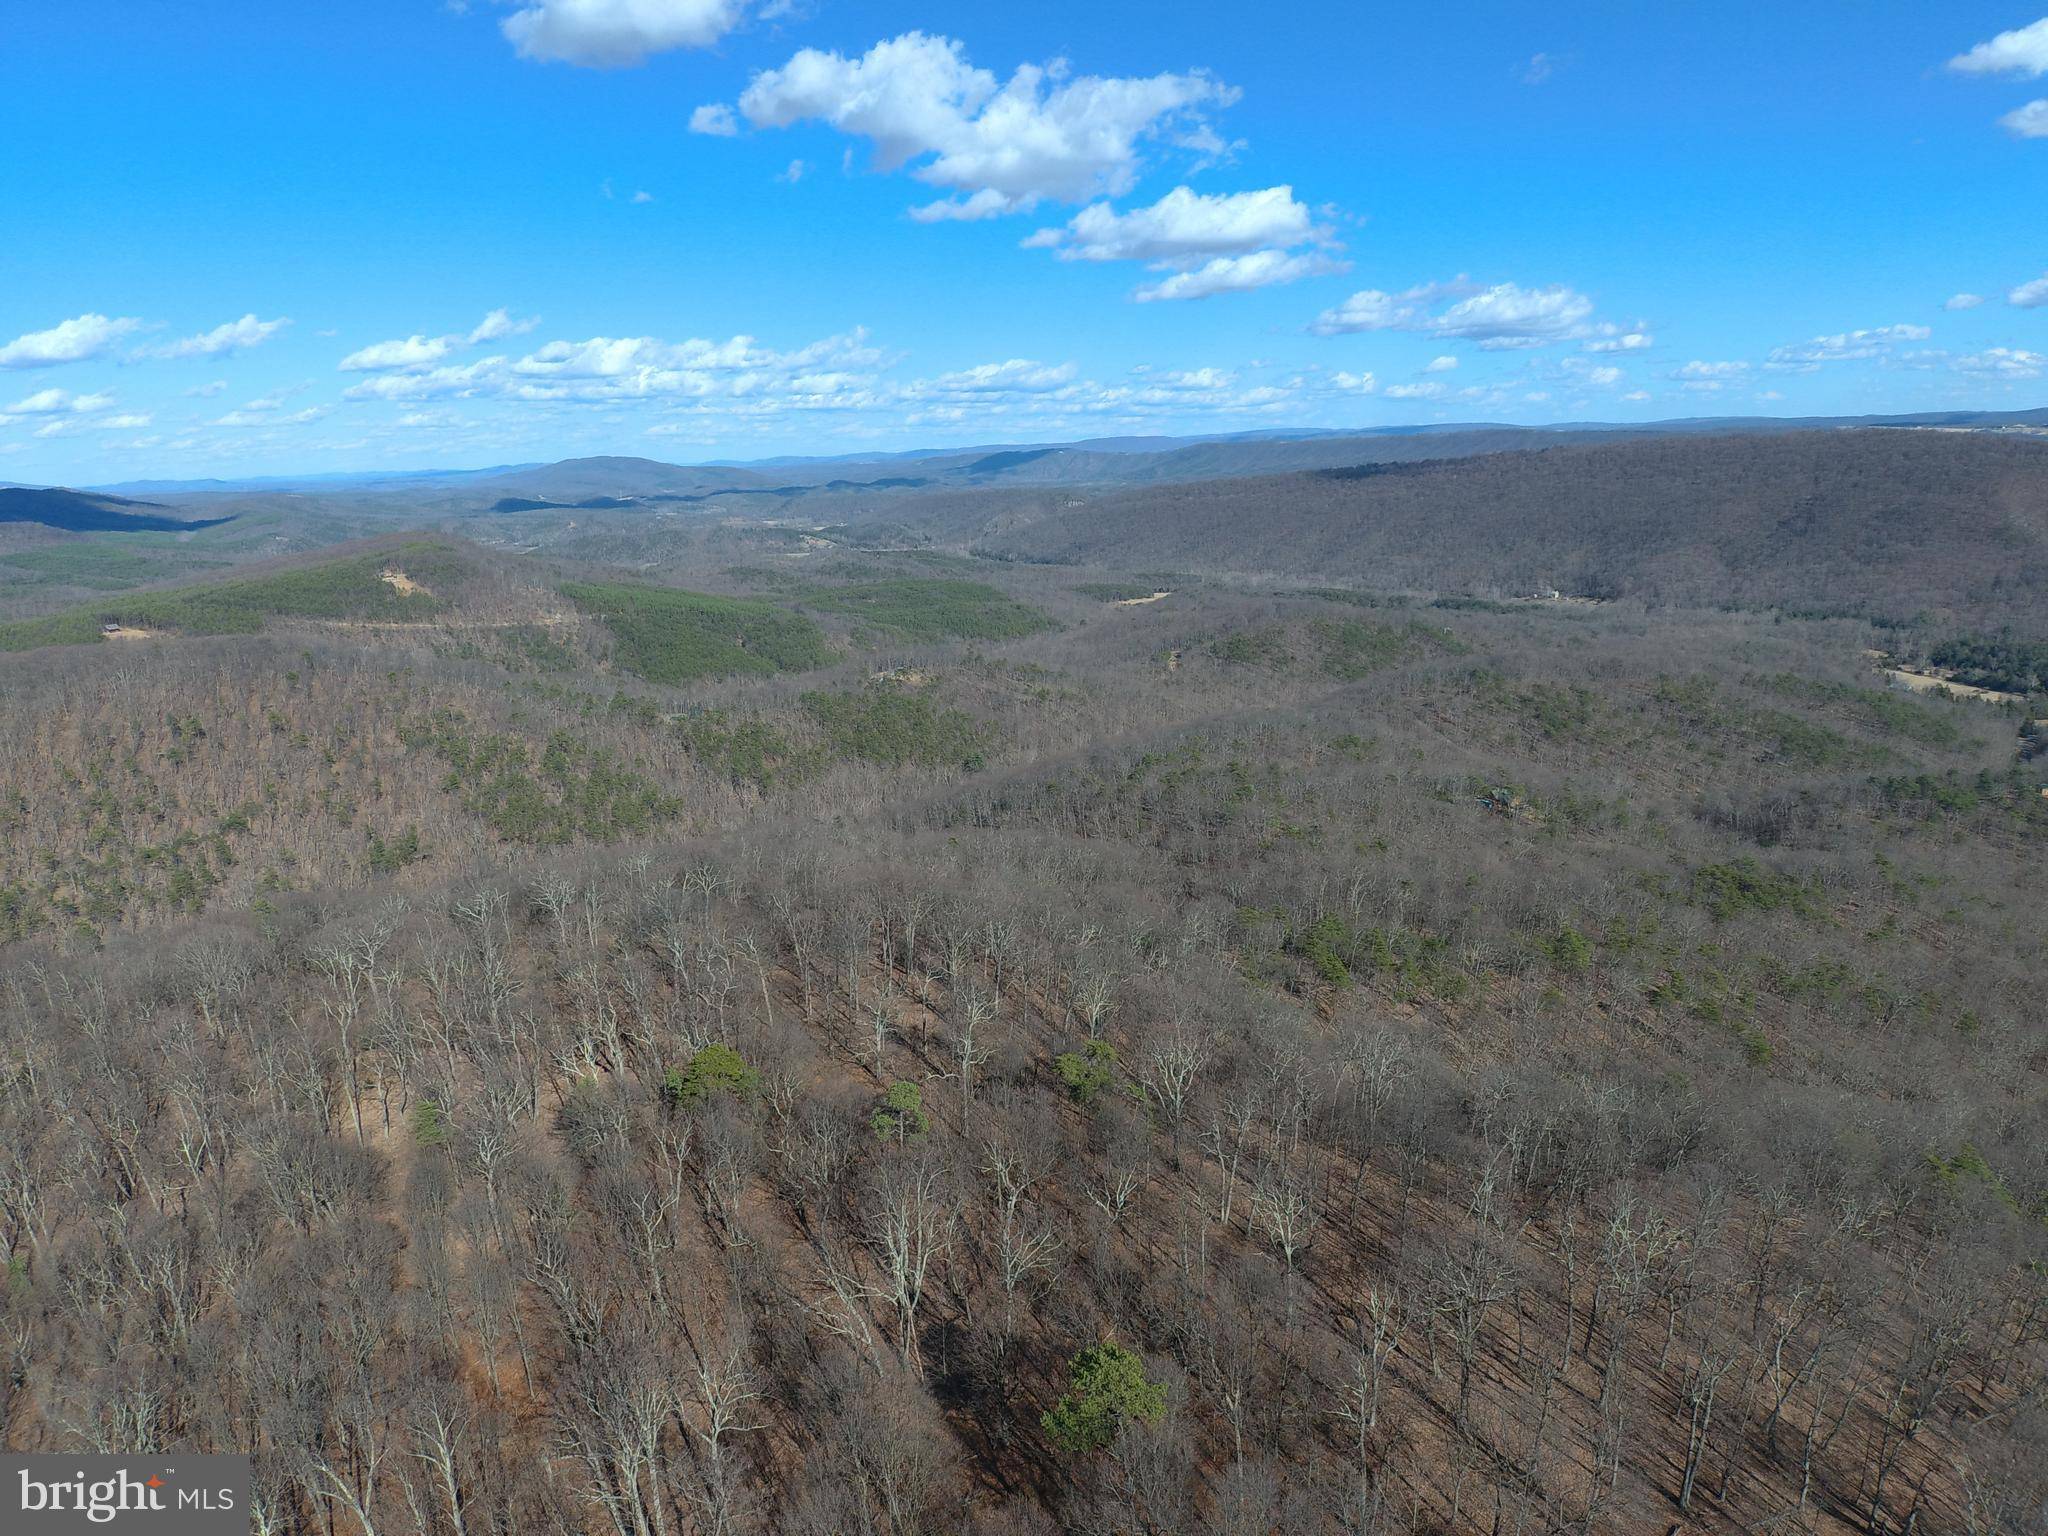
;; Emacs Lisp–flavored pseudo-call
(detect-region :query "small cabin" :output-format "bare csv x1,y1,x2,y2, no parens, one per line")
101,622,122,636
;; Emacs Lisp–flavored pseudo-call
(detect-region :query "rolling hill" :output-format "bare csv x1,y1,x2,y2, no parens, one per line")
961,429,2048,631
0,485,236,534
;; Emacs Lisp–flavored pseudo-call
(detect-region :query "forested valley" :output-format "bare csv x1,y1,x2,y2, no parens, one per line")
1,430,2046,1534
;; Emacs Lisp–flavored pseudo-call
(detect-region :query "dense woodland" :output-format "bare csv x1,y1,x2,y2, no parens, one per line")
943,432,2048,633
1,432,2046,1534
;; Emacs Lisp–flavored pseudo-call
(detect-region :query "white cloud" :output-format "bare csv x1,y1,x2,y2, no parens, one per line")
0,313,143,369
1030,185,1316,263
1621,390,1651,402
16,393,143,436
1948,18,2048,77
1423,355,1458,373
2003,98,2048,136
1312,278,1601,348
341,311,537,371
503,0,749,67
689,103,738,136
1331,371,1377,392
1945,292,1986,310
343,326,883,404
186,379,229,397
1671,360,1750,390
631,189,655,204
1521,52,1558,85
143,313,289,359
0,387,115,424
1383,381,1444,400
1583,329,1653,353
777,159,807,184
1569,362,1623,387
1953,346,2046,378
1765,323,1931,368
1156,367,1234,390
212,404,329,427
734,32,1236,215
1134,249,1341,302
1433,283,1596,347
928,359,1077,394
468,308,538,344
2011,273,2048,307
1027,186,1345,300
1310,288,1417,334
341,333,458,372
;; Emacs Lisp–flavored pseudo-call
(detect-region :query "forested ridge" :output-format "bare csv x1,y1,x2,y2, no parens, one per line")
957,432,2048,633
0,448,2045,1535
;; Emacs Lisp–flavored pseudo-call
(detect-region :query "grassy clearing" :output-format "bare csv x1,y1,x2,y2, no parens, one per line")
799,578,1054,642
562,579,832,683
0,541,461,652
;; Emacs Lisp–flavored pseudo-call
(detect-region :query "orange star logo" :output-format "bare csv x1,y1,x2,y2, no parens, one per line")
146,1476,165,1489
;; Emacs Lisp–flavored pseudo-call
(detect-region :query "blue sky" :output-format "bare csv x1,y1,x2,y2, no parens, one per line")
3,1,2045,481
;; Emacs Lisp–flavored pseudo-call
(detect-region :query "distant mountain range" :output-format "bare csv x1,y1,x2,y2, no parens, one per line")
65,406,2048,506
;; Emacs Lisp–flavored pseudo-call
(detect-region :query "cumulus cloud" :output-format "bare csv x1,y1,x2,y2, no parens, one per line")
468,308,538,344
1765,323,1931,369
503,0,749,67
1432,283,1596,346
1383,381,1444,400
1948,18,2048,77
927,359,1077,394
0,313,143,369
142,313,289,360
1945,292,1986,310
1029,185,1315,263
1134,249,1342,303
1583,329,1653,353
1309,288,1418,334
342,326,883,404
4,390,146,436
2011,273,2048,307
689,103,738,136
2003,98,2048,136
213,404,328,427
0,387,115,424
340,311,538,372
322,319,1335,440
341,334,459,372
1023,186,1344,299
1424,355,1458,372
1671,360,1750,390
1952,346,2046,378
186,379,229,397
1556,356,1624,387
1311,279,1603,348
733,32,1236,216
